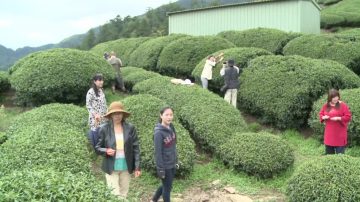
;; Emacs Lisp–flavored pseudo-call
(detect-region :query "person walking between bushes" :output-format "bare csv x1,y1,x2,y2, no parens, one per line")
107,51,126,93
95,101,141,199
86,73,107,149
200,52,224,89
319,89,351,154
220,59,240,108
151,107,179,202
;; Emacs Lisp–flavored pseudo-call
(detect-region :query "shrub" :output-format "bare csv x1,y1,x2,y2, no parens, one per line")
133,76,248,153
122,68,161,91
0,121,91,176
321,0,360,28
191,47,272,92
0,169,118,201
219,132,294,178
129,34,187,71
316,0,342,5
122,66,147,78
338,28,360,38
309,88,360,146
287,155,360,202
0,71,10,92
157,36,235,77
9,49,115,105
238,55,360,129
0,131,6,145
283,34,360,75
217,28,302,54
122,94,195,177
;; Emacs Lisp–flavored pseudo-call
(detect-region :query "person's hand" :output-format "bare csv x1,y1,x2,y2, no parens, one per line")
322,115,330,120
330,117,341,121
94,113,101,122
106,148,115,156
134,170,141,178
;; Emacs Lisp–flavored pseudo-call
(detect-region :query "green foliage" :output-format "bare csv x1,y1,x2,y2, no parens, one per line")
9,49,115,106
321,0,360,28
157,36,235,77
0,169,118,201
316,0,342,5
219,132,294,178
0,131,6,145
122,94,195,177
124,70,161,91
283,34,360,75
287,155,360,202
238,55,360,129
337,28,360,39
129,34,187,70
0,71,10,92
191,47,272,92
217,28,302,54
309,88,360,146
133,76,248,154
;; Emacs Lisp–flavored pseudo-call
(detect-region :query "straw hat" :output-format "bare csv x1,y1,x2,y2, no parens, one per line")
104,101,130,119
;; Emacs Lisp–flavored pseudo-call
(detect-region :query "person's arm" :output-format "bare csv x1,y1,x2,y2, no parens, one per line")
132,126,141,171
339,103,352,125
95,126,107,156
319,104,328,123
154,132,165,178
86,90,96,116
220,64,226,76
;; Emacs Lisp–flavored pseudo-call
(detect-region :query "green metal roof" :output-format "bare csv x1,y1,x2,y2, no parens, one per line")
167,0,321,16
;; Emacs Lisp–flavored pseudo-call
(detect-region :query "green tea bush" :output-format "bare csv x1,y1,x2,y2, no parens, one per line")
0,121,91,176
317,0,342,5
338,28,360,38
122,94,195,177
219,132,294,178
287,155,360,202
157,36,235,77
239,55,360,129
321,0,360,28
0,131,6,145
0,169,118,201
123,69,161,91
191,47,272,92
0,71,10,92
122,66,147,78
217,28,302,54
9,49,115,105
283,34,360,75
129,34,187,70
309,88,360,146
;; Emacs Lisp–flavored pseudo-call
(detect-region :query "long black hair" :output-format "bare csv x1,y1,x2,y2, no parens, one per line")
158,106,173,123
91,73,103,97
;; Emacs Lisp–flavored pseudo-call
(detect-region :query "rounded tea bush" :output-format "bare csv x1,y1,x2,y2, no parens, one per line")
0,71,10,92
217,28,302,54
9,48,115,105
219,132,294,178
239,55,360,129
287,155,360,202
121,67,161,91
321,0,360,28
309,88,360,146
122,94,195,177
129,34,187,70
0,169,118,201
283,34,360,75
192,47,272,92
157,36,235,77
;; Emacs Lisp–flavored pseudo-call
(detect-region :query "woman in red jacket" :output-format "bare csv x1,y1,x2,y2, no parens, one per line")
319,89,352,154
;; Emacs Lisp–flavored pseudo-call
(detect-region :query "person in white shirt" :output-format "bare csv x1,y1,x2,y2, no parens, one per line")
200,53,224,89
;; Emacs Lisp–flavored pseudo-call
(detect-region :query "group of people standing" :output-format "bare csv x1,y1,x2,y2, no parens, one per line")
86,73,178,201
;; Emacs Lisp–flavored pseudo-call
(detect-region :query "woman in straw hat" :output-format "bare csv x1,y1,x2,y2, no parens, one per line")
95,101,141,199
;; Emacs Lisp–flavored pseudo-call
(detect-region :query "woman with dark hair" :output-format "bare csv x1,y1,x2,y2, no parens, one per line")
200,53,224,89
86,73,107,148
319,89,352,154
151,107,178,202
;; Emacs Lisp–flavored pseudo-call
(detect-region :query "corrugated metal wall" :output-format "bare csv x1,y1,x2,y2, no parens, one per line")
169,0,320,35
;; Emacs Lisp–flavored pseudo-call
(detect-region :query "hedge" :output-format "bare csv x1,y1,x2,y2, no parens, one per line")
309,88,360,146
238,55,360,129
191,47,272,92
217,28,302,54
321,0,360,28
0,131,6,145
157,36,235,78
0,169,118,201
283,34,360,75
128,34,187,71
316,0,342,5
219,132,294,178
9,48,115,105
90,37,152,66
287,155,360,202
122,68,161,91
133,76,248,154
0,71,10,92
122,94,195,177
338,28,360,37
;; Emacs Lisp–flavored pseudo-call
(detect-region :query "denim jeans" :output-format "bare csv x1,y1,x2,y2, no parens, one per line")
152,168,176,202
88,127,100,149
325,145,345,154
200,77,208,89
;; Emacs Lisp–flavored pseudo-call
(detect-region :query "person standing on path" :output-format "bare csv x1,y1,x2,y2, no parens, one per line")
220,59,240,108
108,51,126,93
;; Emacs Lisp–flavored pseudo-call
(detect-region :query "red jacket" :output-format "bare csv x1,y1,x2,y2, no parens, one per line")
319,102,351,146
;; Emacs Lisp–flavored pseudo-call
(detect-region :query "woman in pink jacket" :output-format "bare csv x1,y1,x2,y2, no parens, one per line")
319,89,352,154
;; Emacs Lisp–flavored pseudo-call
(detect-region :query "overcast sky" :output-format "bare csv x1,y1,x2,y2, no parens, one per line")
0,0,172,50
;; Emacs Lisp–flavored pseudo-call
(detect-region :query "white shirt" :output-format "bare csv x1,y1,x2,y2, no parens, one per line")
201,59,216,80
